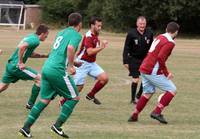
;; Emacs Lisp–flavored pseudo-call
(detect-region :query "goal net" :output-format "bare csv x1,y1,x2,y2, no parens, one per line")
0,0,24,30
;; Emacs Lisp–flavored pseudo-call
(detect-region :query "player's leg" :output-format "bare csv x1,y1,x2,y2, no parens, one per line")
59,62,87,106
53,98,79,138
17,67,41,109
19,71,54,138
0,64,19,93
87,63,109,105
0,49,2,55
136,82,143,100
52,74,79,138
149,74,176,124
26,73,41,109
0,82,10,93
128,59,141,104
0,68,11,93
130,77,140,104
60,84,83,106
0,64,18,93
52,98,79,138
19,99,50,138
128,73,155,122
73,61,89,92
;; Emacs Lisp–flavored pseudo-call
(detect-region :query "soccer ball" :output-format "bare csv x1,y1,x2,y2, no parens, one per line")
157,93,164,102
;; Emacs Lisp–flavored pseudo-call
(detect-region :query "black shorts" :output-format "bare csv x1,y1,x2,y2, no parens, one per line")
128,58,143,78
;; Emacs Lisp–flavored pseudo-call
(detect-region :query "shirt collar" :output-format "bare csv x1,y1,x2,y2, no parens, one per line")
163,33,175,43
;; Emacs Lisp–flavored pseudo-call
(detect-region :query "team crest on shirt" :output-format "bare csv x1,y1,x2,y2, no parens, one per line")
146,39,150,44
134,39,138,45
145,36,150,44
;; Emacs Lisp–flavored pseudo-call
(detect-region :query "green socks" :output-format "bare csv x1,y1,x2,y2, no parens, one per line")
54,99,79,128
28,84,40,106
23,99,78,130
23,101,48,129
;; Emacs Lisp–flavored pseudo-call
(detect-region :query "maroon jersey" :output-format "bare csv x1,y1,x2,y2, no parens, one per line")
77,30,100,62
139,33,175,76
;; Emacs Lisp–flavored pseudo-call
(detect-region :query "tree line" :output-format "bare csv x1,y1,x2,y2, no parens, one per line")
23,0,200,34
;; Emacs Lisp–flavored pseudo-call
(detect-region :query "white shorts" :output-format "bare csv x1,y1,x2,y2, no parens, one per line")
141,73,176,94
74,60,104,85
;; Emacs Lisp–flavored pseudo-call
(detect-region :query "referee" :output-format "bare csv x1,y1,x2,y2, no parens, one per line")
123,16,153,104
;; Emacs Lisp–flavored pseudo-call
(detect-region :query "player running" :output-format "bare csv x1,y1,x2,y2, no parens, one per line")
128,22,179,124
60,16,109,105
19,12,82,138
0,25,49,109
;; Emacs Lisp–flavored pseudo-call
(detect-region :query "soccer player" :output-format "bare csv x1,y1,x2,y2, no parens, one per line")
123,16,153,104
60,16,109,105
128,22,179,124
19,12,82,138
0,25,49,109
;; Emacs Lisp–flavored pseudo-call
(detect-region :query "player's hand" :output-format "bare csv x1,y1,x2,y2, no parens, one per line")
167,72,173,79
67,66,76,75
74,61,83,67
124,64,129,70
0,49,2,55
101,40,108,49
17,63,26,70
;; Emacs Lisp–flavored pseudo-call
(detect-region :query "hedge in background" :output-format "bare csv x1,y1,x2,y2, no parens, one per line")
38,0,200,34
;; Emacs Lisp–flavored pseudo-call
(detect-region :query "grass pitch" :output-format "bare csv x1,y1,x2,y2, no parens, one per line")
0,29,200,139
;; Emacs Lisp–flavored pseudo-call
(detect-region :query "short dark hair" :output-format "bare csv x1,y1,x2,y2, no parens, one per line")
35,24,49,35
68,12,82,26
166,22,180,33
89,16,102,27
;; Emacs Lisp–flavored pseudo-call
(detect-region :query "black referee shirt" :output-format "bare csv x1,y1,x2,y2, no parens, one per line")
123,27,153,64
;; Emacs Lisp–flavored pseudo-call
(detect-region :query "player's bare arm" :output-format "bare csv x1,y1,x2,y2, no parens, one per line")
73,47,83,67
17,42,28,70
67,45,76,75
31,52,49,58
86,40,108,56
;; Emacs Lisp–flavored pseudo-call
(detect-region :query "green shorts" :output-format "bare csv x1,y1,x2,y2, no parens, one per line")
40,67,79,100
1,63,38,83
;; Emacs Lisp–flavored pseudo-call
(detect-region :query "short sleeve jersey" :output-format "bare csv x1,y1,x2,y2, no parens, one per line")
139,33,175,76
77,30,100,62
8,33,40,65
44,27,82,72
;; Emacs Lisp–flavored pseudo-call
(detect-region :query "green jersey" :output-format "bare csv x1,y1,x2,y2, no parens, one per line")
43,27,82,73
8,33,40,65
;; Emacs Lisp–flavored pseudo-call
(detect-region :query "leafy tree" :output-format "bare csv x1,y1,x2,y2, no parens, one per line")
39,0,75,26
37,0,200,34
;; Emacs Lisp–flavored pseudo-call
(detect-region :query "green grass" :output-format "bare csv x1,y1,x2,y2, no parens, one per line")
0,29,200,139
